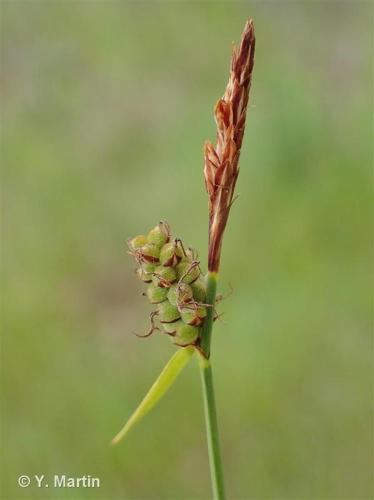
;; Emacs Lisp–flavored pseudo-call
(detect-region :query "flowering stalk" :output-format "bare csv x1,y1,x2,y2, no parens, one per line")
112,19,255,500
200,19,255,499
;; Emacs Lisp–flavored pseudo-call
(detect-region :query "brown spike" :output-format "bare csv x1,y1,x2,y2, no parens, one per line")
204,19,255,272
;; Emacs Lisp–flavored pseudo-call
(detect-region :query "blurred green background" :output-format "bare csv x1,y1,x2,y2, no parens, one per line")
2,2,372,499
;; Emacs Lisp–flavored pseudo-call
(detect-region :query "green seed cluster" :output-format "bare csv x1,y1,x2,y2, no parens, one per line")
128,222,207,347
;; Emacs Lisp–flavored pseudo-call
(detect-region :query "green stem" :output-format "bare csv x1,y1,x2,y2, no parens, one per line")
199,272,226,499
200,271,217,357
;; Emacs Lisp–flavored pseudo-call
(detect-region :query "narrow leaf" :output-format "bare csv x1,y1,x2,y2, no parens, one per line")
111,347,195,445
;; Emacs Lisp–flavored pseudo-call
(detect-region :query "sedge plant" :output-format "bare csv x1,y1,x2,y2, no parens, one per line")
112,20,255,500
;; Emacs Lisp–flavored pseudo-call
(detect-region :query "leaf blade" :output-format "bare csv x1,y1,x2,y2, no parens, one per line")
111,347,195,445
